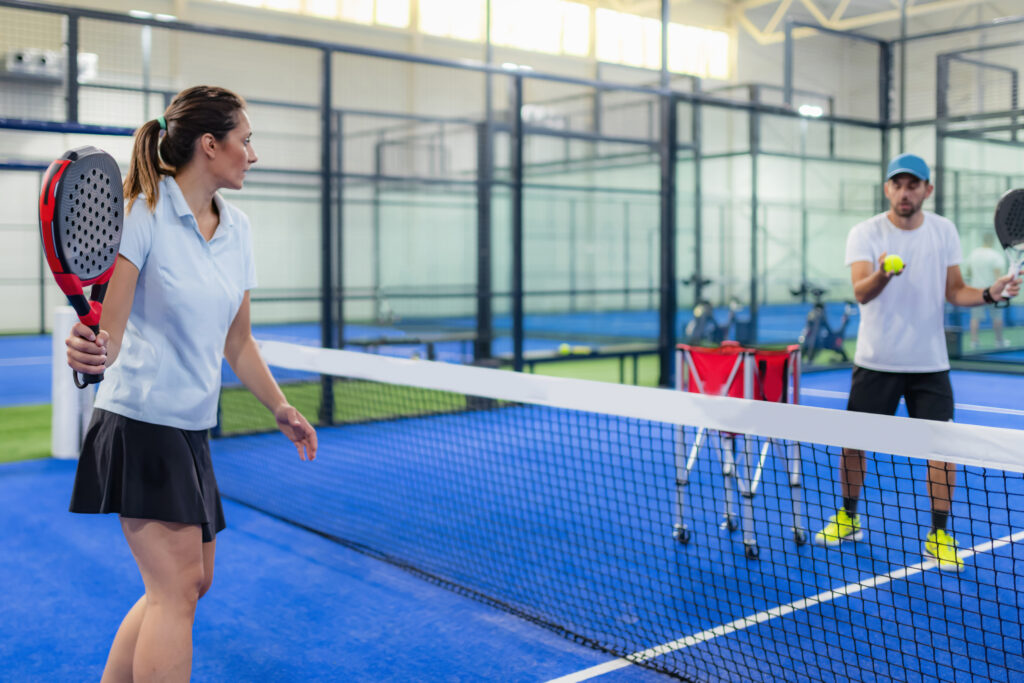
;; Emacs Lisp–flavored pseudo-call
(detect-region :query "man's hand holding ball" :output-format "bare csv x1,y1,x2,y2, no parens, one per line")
881,253,905,276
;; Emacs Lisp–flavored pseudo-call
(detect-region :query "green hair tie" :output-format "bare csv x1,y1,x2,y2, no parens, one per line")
156,115,167,131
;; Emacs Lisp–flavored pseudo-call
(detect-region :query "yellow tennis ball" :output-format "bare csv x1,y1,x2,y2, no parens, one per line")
883,254,904,274
558,343,571,355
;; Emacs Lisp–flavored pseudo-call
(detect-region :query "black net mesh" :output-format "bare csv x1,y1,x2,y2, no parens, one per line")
213,342,1024,682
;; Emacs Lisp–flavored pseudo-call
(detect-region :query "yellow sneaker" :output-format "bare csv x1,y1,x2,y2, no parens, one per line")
814,508,863,546
924,529,964,572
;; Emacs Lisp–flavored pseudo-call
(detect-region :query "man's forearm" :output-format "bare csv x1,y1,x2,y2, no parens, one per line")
854,269,889,305
947,285,986,308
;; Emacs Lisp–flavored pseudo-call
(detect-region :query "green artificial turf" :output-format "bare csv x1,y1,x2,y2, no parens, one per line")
0,404,51,463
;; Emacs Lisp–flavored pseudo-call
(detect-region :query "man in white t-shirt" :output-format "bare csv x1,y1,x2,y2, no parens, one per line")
965,233,1009,349
813,153,1020,571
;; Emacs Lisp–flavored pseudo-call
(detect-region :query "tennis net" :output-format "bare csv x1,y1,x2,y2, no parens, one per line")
213,340,1024,682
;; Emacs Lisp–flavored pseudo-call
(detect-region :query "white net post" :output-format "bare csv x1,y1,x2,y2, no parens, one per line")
51,306,92,459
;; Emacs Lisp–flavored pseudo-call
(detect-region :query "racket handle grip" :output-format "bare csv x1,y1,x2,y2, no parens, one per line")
1003,262,1024,304
74,369,104,388
73,323,104,389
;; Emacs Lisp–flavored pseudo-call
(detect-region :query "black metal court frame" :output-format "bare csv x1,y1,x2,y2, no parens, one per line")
3,0,1024,382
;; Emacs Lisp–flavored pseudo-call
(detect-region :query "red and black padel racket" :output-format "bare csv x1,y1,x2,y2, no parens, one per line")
39,146,123,388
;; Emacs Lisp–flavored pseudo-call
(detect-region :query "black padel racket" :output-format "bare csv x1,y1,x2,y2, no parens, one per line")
995,189,1024,306
38,146,123,388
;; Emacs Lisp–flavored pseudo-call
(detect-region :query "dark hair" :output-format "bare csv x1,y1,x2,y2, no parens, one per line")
124,85,247,211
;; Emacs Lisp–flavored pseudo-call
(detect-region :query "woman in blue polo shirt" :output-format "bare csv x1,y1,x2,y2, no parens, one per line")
65,85,317,681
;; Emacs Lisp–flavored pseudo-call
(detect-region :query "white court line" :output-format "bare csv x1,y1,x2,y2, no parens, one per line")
800,387,1024,417
0,356,50,368
545,529,1024,683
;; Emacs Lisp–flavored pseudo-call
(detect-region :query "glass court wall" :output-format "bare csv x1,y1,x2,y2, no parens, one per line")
4,1,1024,374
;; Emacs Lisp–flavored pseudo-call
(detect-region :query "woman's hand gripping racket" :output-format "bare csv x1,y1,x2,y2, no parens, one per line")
38,146,123,388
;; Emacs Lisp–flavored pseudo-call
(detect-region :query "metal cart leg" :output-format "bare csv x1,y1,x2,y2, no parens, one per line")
673,426,704,544
720,433,740,533
787,440,807,545
737,436,769,559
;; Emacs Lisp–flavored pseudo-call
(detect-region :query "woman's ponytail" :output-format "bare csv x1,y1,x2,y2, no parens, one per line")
123,118,165,212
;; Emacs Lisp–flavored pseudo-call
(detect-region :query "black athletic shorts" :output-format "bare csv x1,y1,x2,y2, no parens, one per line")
846,366,954,422
69,408,225,543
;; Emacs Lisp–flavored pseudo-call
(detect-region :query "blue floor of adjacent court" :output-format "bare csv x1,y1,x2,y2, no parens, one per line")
1,304,857,406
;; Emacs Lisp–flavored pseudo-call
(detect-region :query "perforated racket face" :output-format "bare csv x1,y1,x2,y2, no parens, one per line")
53,150,123,282
994,189,1024,250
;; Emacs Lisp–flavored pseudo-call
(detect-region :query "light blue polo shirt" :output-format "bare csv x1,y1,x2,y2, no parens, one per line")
95,176,257,430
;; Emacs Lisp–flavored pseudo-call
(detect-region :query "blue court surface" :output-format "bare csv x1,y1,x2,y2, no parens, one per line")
402,302,856,347
0,458,668,682
3,330,1024,681
204,380,1024,682
0,334,51,406
976,349,1024,363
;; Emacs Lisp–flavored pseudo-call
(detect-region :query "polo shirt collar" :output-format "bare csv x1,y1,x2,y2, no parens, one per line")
212,192,234,230
163,176,235,234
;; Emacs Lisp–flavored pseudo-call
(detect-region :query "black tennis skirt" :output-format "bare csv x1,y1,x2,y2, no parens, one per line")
69,408,225,543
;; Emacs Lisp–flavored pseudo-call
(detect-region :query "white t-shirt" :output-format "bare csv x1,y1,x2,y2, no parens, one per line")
845,211,961,372
965,246,1005,288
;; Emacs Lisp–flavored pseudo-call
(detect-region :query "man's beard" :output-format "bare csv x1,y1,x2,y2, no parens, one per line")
894,202,919,217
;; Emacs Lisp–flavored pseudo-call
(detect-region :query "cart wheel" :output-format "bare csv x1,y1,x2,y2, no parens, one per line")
673,525,692,545
793,528,808,546
745,544,759,560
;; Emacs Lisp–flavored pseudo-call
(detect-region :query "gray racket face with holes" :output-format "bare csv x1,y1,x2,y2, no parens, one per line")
53,148,123,282
995,189,1024,282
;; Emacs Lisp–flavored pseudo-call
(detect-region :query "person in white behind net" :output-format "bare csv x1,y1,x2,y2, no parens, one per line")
966,233,1010,349
814,153,1019,572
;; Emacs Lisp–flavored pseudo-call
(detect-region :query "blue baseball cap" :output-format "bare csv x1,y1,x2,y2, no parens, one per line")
886,153,930,182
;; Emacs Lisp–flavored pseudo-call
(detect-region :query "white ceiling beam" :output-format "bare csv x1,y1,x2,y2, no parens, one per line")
763,0,795,34
737,0,783,10
830,0,989,30
735,9,774,44
831,0,854,22
797,0,831,25
736,0,994,42
736,10,821,44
